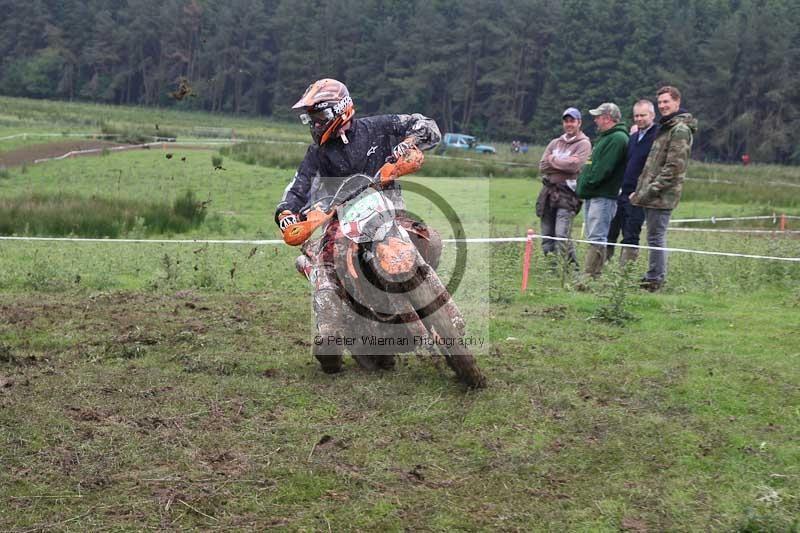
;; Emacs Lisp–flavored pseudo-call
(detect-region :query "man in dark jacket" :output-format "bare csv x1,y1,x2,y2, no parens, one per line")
630,86,698,292
275,79,441,373
576,102,629,279
606,99,658,266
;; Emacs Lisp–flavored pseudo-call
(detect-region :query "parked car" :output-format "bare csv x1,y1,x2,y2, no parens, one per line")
440,133,496,154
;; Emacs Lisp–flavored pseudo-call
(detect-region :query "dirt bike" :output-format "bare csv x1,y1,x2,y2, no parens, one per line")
282,147,486,389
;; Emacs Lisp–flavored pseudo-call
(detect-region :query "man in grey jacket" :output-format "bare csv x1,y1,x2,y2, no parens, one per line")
536,107,592,268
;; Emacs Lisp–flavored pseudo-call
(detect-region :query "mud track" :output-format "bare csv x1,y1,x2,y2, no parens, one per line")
0,139,130,167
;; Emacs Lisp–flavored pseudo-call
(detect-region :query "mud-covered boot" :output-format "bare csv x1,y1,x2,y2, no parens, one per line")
313,286,346,374
574,245,605,291
639,277,664,292
313,343,343,374
350,352,396,371
583,244,606,279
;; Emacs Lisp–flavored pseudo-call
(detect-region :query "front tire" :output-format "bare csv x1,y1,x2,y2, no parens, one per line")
408,267,486,389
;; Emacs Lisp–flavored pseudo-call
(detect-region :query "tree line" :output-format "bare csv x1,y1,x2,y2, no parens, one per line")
1,0,799,163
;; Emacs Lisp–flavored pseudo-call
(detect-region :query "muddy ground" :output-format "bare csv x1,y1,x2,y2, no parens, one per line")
0,140,135,167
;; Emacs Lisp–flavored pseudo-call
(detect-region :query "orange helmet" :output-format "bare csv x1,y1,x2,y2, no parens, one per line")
292,78,355,145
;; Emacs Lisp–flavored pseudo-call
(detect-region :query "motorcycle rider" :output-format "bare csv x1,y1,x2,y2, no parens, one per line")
274,78,442,374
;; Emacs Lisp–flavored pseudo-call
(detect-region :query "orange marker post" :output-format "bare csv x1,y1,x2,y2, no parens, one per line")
521,228,535,292
780,214,787,231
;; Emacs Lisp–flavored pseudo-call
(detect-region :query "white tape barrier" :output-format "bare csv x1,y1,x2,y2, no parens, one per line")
1,132,198,142
0,236,283,245
685,176,800,189
32,143,159,163
12,142,535,169
668,227,800,235
508,233,800,262
30,141,239,164
671,215,800,224
1,234,798,262
26,139,313,165
0,132,102,141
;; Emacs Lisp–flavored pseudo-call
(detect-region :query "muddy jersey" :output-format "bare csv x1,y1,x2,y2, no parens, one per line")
275,114,440,219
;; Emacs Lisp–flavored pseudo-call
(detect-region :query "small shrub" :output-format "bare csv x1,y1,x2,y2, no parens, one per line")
24,254,69,291
735,507,799,533
161,253,179,286
109,343,147,359
173,190,207,225
0,167,10,180
0,343,15,363
591,262,639,326
211,154,223,168
192,246,220,289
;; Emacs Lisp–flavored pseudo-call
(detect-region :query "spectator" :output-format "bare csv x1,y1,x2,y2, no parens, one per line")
536,107,591,268
607,99,658,266
630,86,698,292
576,102,629,280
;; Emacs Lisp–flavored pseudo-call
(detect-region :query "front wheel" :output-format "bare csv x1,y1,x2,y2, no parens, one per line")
408,266,487,389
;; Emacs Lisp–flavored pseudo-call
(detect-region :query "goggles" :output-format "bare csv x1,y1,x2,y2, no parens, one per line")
299,107,335,126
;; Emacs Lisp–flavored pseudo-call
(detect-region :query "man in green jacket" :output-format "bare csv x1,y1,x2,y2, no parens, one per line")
630,86,698,291
576,102,629,278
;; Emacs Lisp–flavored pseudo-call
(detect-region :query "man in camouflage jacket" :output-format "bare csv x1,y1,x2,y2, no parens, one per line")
630,85,698,291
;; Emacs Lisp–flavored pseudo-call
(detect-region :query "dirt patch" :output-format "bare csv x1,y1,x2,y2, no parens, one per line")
1,139,215,167
65,405,110,422
521,304,569,320
0,139,133,167
621,517,650,532
0,304,37,327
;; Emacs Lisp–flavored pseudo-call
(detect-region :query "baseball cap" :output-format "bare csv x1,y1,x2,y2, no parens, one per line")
589,103,622,121
562,107,581,120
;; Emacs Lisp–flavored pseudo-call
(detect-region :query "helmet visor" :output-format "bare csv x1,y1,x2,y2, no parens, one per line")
299,108,335,127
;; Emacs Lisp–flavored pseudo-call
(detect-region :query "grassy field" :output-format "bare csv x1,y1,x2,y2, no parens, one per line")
1,98,799,531
0,96,308,151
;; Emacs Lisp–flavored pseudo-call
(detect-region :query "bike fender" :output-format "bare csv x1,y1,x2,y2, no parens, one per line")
375,236,417,276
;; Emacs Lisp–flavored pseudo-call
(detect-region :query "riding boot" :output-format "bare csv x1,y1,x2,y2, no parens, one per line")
313,286,345,374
